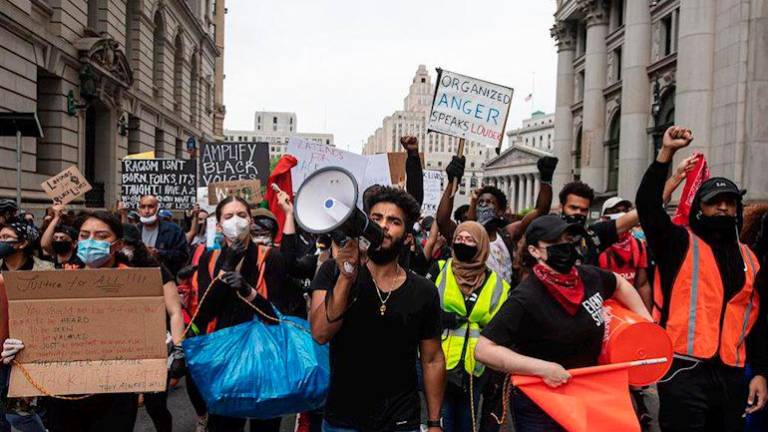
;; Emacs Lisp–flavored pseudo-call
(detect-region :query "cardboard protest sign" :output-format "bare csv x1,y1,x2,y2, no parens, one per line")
124,150,156,160
421,170,443,216
287,137,369,193
121,159,197,210
427,69,514,148
362,154,392,192
207,179,262,205
5,268,167,397
385,152,425,185
40,166,92,205
198,141,270,187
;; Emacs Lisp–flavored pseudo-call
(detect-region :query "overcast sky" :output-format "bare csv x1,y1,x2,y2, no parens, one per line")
223,0,558,154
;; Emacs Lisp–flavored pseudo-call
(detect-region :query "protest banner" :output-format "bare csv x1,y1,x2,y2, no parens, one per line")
199,141,270,187
287,137,368,193
40,166,92,205
362,154,392,192
121,159,197,210
386,152,425,185
5,268,167,397
207,179,263,205
427,69,514,149
421,170,443,216
197,187,216,213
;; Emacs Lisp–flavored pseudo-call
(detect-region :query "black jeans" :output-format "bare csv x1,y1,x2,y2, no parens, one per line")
44,393,138,432
144,389,172,432
511,389,564,432
658,358,749,432
208,415,282,432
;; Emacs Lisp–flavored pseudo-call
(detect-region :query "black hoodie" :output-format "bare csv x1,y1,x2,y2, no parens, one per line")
636,160,767,375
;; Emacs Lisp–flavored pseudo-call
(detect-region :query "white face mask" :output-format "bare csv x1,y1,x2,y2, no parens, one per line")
252,234,272,246
608,212,626,221
221,216,250,241
140,214,158,225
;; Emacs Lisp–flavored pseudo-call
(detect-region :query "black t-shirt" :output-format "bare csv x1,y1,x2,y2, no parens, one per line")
310,260,442,432
481,265,617,369
578,220,619,266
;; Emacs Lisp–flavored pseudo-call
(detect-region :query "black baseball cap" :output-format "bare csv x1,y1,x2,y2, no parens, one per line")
525,214,585,246
697,177,745,203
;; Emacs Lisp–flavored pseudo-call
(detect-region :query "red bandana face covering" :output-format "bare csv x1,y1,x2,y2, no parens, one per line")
532,264,585,316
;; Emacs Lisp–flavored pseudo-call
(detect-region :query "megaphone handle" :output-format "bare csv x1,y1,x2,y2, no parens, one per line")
450,138,466,198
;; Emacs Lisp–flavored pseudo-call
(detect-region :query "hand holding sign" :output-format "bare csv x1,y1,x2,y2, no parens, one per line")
272,184,293,214
40,166,92,206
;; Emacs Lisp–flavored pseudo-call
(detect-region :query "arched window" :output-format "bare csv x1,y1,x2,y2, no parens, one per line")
190,52,199,126
607,111,621,191
152,11,165,98
173,33,183,111
125,1,137,68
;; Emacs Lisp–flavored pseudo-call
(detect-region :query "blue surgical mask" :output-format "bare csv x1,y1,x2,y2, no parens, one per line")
77,238,114,267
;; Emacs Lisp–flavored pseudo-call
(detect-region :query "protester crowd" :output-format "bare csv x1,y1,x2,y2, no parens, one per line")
0,126,765,432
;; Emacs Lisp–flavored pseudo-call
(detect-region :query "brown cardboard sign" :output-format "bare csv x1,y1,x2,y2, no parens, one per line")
4,268,167,397
207,179,262,205
40,166,92,205
387,152,425,184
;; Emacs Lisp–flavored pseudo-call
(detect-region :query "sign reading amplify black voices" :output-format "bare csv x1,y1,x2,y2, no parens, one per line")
121,159,197,210
198,141,270,187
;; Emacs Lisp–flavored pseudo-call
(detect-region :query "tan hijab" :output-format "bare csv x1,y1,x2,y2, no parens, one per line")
450,221,490,294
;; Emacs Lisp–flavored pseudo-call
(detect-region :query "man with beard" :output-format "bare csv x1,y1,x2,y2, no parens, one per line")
636,125,768,431
310,187,446,432
436,156,557,285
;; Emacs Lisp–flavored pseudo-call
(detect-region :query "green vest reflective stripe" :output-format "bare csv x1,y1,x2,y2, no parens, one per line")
436,259,510,376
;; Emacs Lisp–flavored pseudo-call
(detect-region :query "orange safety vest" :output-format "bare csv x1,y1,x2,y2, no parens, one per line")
189,244,271,334
652,230,760,367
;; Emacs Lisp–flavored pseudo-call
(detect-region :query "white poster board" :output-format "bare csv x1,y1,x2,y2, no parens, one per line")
287,137,369,195
421,170,443,216
362,154,392,192
427,69,514,148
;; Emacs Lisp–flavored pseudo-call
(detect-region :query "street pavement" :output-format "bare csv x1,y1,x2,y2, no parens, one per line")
134,378,296,432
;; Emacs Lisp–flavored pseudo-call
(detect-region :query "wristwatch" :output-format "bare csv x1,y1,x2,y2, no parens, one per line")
427,419,443,429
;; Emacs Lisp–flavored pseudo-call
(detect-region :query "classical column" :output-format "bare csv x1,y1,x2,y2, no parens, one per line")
509,176,517,213
618,0,651,198
527,174,535,209
676,0,715,159
522,175,530,210
578,0,609,192
551,21,577,195
516,176,524,212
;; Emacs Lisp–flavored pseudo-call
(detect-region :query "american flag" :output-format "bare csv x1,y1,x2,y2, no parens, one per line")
524,93,533,102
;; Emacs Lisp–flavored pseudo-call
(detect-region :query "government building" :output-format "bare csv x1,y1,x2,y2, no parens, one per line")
0,0,226,209
551,0,768,207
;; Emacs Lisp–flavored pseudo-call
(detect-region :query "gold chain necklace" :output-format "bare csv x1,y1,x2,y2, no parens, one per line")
369,265,403,316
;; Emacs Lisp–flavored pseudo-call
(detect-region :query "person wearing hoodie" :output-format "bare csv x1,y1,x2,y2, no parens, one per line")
137,195,188,275
636,125,768,431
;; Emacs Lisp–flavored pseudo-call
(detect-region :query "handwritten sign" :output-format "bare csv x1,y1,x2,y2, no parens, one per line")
362,154,392,192
207,179,262,205
422,170,443,216
40,166,92,205
427,69,514,148
121,159,197,210
5,268,167,397
287,137,369,194
199,141,270,187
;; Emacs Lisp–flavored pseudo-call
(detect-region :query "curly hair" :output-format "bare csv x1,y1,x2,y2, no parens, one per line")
364,186,421,230
477,186,508,211
559,181,595,206
741,202,768,246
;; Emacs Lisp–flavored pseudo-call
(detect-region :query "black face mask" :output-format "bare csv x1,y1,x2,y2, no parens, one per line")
453,243,477,262
544,242,578,273
562,213,587,227
699,214,738,240
368,235,405,265
0,242,16,259
52,240,73,255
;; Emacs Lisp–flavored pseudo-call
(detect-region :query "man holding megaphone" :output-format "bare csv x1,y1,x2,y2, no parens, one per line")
309,186,446,432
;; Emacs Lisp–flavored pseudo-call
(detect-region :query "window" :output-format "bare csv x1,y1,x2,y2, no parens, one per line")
574,128,583,171
190,52,199,125
88,0,99,29
273,117,278,124
273,125,277,132
125,1,137,68
173,34,183,111
257,116,261,123
606,112,621,191
614,48,622,82
152,11,165,98
290,117,293,124
611,0,624,31
662,14,674,56
257,125,261,130
577,23,587,56
326,139,330,145
578,70,586,101
421,77,426,83
154,128,165,157
175,137,184,159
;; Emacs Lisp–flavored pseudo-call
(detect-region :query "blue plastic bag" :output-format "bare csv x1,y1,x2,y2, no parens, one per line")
182,311,329,419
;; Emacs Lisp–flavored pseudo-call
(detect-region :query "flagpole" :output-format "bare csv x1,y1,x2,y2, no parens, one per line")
512,357,669,386
531,72,535,114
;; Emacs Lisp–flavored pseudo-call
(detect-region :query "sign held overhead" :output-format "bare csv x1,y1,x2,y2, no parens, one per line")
427,68,514,148
40,166,92,205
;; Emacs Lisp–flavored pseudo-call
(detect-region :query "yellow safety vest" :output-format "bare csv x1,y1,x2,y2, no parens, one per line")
436,259,510,376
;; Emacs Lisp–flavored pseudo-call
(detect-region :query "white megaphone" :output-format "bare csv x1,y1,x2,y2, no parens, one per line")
294,166,384,249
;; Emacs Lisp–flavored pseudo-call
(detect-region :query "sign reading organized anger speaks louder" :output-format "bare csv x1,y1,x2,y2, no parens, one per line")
427,69,514,148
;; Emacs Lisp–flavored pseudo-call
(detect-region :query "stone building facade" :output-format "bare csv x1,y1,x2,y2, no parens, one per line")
0,0,225,209
225,111,334,159
551,0,768,205
363,65,494,206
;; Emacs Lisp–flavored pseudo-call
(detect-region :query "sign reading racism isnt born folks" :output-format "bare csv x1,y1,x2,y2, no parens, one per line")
121,159,197,210
198,141,270,187
4,268,167,397
427,69,514,148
